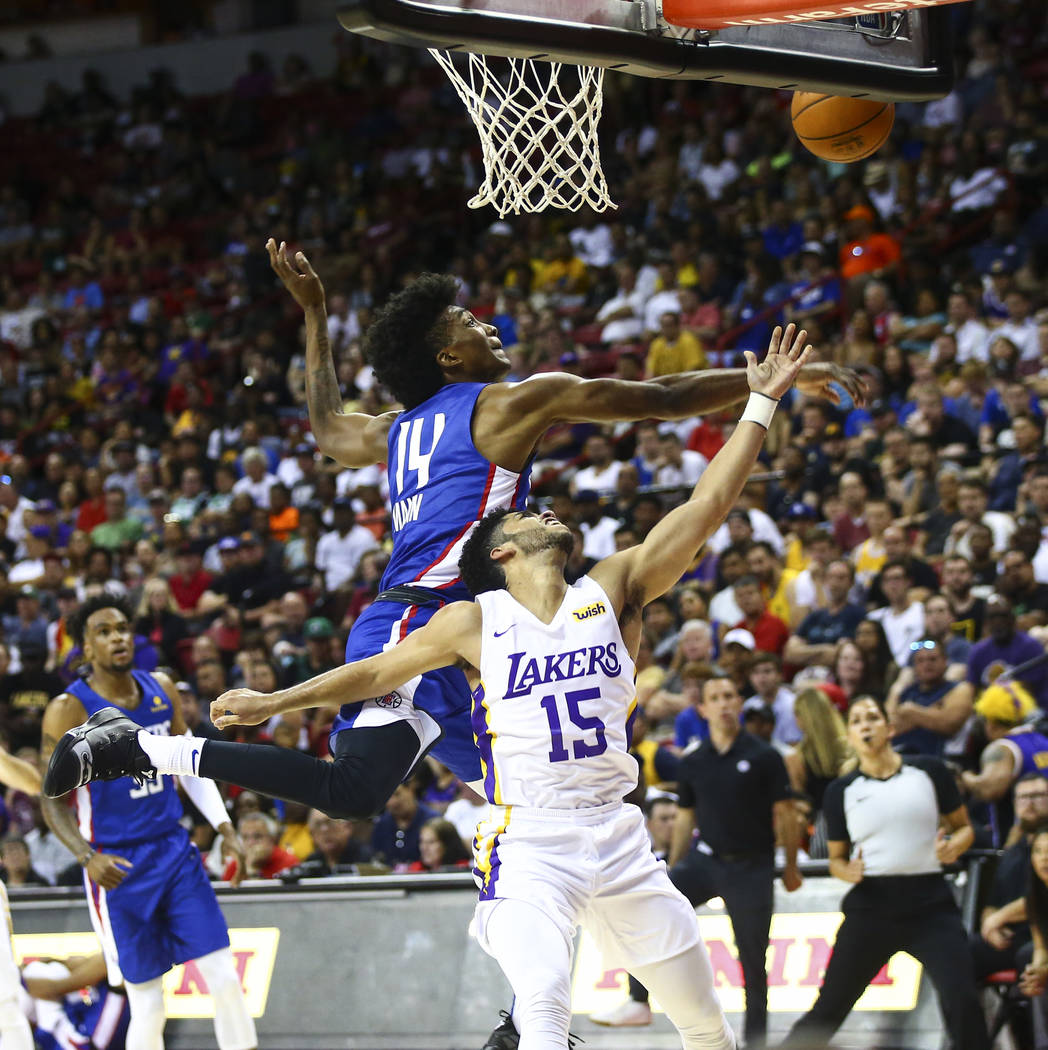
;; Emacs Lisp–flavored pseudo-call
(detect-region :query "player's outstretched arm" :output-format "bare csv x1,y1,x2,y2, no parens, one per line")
592,325,811,608
213,602,482,729
0,747,41,796
267,239,396,467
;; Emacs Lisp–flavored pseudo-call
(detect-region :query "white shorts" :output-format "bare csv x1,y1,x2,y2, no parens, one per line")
471,801,700,970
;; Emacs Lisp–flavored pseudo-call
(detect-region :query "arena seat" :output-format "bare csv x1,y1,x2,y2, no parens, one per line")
984,969,1030,1049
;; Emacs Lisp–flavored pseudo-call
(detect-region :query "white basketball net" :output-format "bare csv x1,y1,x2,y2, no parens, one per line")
429,49,615,217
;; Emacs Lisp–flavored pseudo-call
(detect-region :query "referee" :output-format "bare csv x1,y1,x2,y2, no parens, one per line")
786,695,989,1050
592,675,801,1045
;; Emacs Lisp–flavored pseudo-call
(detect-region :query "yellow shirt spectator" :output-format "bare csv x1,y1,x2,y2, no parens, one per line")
646,312,707,377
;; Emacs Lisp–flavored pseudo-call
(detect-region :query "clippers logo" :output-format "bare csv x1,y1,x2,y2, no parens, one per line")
572,602,606,622
376,693,403,710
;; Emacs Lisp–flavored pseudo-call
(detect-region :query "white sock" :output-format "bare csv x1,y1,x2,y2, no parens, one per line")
137,731,207,778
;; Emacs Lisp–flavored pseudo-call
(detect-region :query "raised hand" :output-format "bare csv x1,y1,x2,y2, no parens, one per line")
211,689,273,730
743,324,813,402
267,238,325,311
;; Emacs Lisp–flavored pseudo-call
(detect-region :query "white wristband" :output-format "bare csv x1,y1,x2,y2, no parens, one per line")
740,391,779,430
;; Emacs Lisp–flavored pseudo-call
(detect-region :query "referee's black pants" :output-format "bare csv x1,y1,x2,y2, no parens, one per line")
628,849,775,1045
786,874,990,1050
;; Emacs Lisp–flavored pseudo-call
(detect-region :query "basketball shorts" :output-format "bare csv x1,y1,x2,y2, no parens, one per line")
470,801,701,970
84,826,230,985
331,598,483,783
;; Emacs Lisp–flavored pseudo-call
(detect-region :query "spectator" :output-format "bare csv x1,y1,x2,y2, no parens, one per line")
90,487,142,552
571,433,623,496
868,560,926,667
785,560,866,668
646,311,706,377
997,548,1048,630
132,577,188,667
573,491,621,562
371,783,438,867
885,639,973,758
733,575,790,658
747,651,799,745
967,595,1048,708
653,430,708,489
300,809,375,876
222,812,299,881
315,497,380,594
0,834,47,886
405,817,471,873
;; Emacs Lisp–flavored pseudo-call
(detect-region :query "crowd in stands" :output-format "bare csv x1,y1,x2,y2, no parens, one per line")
0,0,1046,886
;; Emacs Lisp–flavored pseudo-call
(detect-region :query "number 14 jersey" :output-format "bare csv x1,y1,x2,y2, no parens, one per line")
471,576,638,809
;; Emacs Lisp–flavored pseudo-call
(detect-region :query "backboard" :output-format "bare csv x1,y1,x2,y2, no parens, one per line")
337,0,955,101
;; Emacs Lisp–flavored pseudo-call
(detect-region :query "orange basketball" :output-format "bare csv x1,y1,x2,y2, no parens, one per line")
790,92,895,163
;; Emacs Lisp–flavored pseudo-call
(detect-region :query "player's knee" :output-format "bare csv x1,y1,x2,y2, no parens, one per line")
514,965,571,1011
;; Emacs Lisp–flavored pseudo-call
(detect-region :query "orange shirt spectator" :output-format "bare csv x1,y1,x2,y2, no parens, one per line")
839,204,901,281
269,505,299,543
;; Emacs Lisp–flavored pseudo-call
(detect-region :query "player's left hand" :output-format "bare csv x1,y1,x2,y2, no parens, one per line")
744,324,813,402
781,864,803,893
219,823,248,888
212,689,273,729
795,362,867,406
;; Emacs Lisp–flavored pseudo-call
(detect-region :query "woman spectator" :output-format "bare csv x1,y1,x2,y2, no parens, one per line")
1017,825,1048,1041
830,639,871,709
853,619,899,699
75,467,107,534
784,688,855,857
133,577,188,666
404,818,472,873
785,696,987,1050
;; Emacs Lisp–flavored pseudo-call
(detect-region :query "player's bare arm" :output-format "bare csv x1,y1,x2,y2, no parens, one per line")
268,239,397,467
40,694,133,890
474,346,859,471
213,602,483,730
592,324,812,617
23,953,109,1000
0,745,41,796
961,740,1016,801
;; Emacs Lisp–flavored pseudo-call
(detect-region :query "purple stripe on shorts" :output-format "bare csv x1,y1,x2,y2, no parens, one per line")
470,684,497,803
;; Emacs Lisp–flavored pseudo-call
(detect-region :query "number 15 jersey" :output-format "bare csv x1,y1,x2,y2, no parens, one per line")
471,576,638,809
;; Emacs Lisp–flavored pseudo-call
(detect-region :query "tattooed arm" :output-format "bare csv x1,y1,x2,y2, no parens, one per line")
40,694,132,891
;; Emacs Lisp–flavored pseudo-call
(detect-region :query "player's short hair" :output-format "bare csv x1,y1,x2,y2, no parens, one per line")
459,508,515,596
363,273,459,409
68,593,134,647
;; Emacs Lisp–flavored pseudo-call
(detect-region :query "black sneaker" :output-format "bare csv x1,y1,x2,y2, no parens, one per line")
482,1011,518,1050
481,1010,584,1050
43,707,156,797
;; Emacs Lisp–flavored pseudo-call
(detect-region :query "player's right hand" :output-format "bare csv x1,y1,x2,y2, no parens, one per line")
212,689,272,729
267,238,325,310
86,852,132,890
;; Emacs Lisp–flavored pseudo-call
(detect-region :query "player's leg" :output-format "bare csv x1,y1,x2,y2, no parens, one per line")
0,883,34,1050
162,836,256,1050
630,945,736,1050
124,976,165,1050
194,947,257,1050
476,898,574,1050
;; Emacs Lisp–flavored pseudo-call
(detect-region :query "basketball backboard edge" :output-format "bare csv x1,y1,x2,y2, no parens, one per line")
337,0,954,100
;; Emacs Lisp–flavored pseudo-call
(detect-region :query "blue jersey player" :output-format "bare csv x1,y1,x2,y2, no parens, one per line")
39,595,257,1050
47,242,863,821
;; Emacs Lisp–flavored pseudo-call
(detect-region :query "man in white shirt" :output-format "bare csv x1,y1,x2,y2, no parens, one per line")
568,211,615,269
572,433,623,496
654,430,708,489
276,443,316,489
868,559,925,666
315,497,380,592
987,289,1039,362
574,490,621,561
946,290,989,364
232,447,279,508
595,262,646,344
747,652,799,746
643,263,683,336
326,293,362,352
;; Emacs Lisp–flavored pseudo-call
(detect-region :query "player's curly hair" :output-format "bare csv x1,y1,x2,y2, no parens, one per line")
363,273,459,409
68,593,134,647
459,508,515,596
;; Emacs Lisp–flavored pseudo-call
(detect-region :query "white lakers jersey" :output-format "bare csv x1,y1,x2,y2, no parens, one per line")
471,575,638,809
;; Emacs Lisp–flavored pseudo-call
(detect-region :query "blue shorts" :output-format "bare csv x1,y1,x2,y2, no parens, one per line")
330,599,482,783
85,826,229,985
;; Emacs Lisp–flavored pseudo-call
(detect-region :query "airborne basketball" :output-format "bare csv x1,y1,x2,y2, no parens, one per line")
790,92,896,163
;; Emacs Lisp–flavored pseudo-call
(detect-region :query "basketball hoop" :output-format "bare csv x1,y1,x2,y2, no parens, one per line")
428,49,615,217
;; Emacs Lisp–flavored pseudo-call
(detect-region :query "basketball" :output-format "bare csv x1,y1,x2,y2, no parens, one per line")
790,92,895,163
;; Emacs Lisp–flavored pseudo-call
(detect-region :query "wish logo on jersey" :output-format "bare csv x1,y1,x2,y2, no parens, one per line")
572,602,606,622
505,644,621,698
